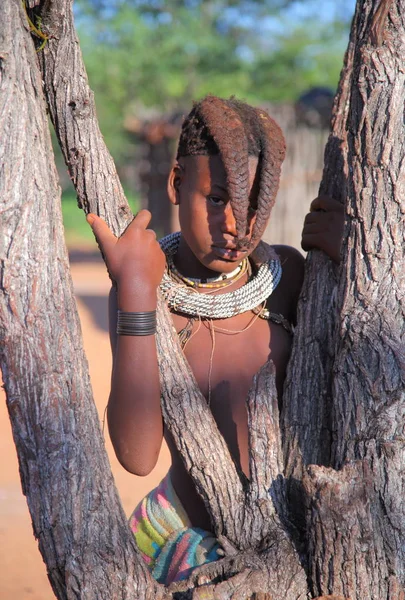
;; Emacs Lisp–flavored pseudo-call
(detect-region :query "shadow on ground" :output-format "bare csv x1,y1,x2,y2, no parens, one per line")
78,295,108,332
69,249,109,333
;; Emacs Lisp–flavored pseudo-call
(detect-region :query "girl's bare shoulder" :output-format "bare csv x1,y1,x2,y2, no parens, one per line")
273,244,305,274
271,244,305,324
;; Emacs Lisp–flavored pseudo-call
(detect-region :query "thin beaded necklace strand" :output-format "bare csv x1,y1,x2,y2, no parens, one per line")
164,265,253,346
204,304,266,404
169,257,248,289
177,288,266,405
175,260,255,347
167,249,254,346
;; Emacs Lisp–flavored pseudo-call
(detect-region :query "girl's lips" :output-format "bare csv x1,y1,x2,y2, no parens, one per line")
212,247,247,260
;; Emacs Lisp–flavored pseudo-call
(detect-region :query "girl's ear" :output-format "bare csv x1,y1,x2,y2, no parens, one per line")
167,163,184,206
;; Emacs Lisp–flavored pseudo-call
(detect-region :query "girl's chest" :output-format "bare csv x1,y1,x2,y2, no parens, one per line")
169,310,292,475
170,311,292,406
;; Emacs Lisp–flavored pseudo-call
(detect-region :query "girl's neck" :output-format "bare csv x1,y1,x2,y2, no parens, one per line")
174,235,222,280
172,237,250,296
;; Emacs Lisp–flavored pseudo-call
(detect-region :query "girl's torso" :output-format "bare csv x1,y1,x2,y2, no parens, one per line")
165,245,303,529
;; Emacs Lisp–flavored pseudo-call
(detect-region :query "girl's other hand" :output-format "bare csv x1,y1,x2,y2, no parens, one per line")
86,210,166,291
301,195,344,264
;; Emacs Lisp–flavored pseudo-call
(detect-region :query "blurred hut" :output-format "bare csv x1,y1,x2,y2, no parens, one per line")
295,87,334,129
125,112,182,237
263,98,330,248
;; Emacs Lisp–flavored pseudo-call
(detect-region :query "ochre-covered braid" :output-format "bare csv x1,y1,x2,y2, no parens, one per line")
177,95,286,247
250,108,286,245
198,96,250,247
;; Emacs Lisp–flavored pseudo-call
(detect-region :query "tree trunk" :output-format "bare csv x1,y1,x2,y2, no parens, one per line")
0,1,164,598
0,0,404,599
283,0,405,597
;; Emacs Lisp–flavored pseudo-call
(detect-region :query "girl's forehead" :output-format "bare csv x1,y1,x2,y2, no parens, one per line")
180,155,259,188
180,155,225,179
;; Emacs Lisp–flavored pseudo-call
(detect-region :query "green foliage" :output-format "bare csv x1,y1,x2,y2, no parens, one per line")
74,0,354,161
249,18,349,102
59,1,354,242
58,1,354,244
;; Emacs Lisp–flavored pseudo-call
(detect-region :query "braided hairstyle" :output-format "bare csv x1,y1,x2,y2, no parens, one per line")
177,95,286,247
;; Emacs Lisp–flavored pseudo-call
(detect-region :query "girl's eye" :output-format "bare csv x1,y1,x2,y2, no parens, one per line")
208,196,226,207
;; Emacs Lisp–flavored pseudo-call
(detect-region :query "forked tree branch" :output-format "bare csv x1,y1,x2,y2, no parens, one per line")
35,0,304,562
1,0,404,598
30,0,306,596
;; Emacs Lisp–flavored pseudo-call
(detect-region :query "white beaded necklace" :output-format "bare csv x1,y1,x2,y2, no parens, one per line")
159,232,282,319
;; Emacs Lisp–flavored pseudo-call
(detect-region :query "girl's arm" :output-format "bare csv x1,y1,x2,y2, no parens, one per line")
88,211,165,476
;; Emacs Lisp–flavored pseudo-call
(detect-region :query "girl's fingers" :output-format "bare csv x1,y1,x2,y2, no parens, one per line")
132,209,152,230
301,232,325,252
304,211,333,227
302,222,325,234
86,213,117,255
310,195,343,212
301,233,316,251
304,212,322,225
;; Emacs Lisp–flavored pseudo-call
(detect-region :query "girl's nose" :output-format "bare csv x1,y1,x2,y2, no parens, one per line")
221,204,237,236
220,205,255,239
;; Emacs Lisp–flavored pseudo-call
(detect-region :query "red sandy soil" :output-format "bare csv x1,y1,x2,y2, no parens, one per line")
0,254,171,600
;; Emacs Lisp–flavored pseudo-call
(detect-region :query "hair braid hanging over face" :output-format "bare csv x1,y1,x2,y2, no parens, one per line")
250,108,286,245
198,96,250,247
177,95,286,249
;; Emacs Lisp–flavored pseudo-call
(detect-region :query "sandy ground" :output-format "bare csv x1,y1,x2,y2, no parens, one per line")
0,252,171,600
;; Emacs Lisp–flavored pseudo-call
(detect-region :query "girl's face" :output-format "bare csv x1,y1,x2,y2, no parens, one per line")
168,154,266,279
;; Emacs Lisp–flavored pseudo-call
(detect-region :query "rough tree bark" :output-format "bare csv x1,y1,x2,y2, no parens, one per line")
0,1,164,599
282,0,405,597
0,1,403,599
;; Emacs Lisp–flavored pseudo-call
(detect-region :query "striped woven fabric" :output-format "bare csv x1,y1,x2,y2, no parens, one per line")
129,472,221,585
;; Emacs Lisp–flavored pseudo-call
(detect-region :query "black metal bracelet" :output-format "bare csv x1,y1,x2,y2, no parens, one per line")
116,310,157,336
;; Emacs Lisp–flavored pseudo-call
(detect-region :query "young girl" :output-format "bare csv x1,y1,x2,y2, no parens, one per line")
87,95,343,585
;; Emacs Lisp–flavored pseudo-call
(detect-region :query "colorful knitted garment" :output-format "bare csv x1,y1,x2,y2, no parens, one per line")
129,472,221,585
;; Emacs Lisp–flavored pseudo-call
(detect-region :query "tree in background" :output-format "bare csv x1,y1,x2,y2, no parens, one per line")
66,0,355,238
75,0,355,163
